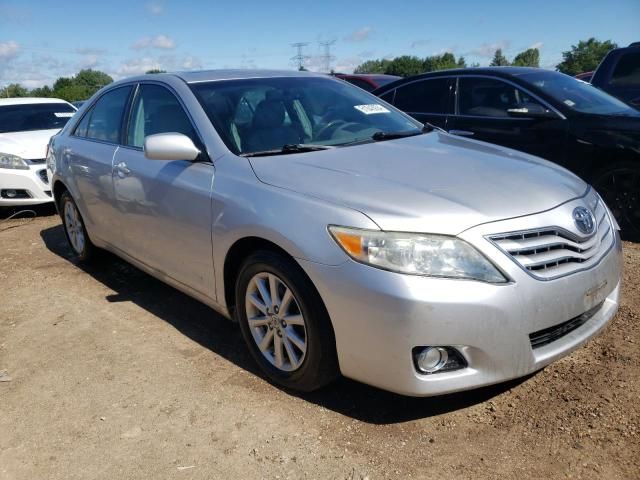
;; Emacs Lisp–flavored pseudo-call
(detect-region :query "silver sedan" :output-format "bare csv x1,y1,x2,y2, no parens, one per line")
47,70,622,396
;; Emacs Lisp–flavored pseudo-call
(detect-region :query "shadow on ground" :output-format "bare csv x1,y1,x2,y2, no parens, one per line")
40,223,531,425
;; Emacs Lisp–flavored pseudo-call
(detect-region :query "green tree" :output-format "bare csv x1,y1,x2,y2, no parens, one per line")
490,49,510,66
0,83,29,98
512,48,540,67
51,69,113,101
556,38,617,75
145,69,167,74
29,85,53,97
382,56,425,76
354,59,391,74
423,52,465,72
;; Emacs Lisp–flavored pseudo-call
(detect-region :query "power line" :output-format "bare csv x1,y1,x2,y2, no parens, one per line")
290,42,309,70
319,39,336,73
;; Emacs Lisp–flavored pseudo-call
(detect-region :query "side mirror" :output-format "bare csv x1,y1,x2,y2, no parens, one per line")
143,133,200,161
507,104,558,119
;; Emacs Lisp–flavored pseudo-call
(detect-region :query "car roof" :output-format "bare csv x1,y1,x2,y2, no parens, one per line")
374,67,559,93
167,69,327,84
0,97,71,106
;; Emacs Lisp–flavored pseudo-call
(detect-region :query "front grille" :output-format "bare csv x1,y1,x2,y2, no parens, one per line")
529,302,603,349
489,198,614,280
38,169,49,184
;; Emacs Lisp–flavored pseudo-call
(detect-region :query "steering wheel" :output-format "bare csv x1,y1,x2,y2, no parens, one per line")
315,120,349,141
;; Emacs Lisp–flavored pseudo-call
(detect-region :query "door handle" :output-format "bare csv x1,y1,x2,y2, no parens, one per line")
449,130,475,137
115,161,131,177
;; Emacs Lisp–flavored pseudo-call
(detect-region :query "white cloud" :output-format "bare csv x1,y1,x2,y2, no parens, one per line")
468,40,511,58
529,42,544,50
410,39,430,49
146,2,164,15
344,27,373,43
0,40,20,59
114,54,202,77
131,34,176,50
116,57,163,76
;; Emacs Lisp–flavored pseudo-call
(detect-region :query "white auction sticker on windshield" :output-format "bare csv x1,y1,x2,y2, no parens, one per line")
354,104,390,115
54,112,75,118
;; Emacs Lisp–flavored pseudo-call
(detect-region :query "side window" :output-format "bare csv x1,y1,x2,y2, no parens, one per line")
458,77,544,117
73,109,92,137
126,84,196,148
393,78,451,114
610,52,640,86
379,90,395,104
85,86,132,142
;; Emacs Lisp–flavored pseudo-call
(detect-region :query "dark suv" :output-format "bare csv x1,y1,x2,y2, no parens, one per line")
591,42,640,108
373,67,640,239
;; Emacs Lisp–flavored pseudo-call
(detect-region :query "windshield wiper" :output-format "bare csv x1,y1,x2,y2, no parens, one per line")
241,144,334,157
371,123,434,142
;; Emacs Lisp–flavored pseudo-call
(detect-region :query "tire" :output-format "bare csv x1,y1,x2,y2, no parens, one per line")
592,162,640,241
59,191,98,261
235,250,339,392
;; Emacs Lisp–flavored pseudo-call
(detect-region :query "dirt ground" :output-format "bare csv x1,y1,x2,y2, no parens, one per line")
0,206,638,480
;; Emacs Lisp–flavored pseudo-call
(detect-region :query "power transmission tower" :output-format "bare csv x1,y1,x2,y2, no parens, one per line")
319,39,336,73
290,42,309,70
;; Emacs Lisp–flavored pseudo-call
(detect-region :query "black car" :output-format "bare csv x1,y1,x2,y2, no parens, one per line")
591,42,640,108
373,67,640,239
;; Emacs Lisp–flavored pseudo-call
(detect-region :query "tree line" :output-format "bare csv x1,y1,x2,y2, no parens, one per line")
353,37,617,77
0,38,620,99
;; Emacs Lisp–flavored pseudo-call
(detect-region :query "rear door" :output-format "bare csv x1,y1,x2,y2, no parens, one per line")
387,77,454,129
449,76,568,162
66,85,133,243
112,83,215,298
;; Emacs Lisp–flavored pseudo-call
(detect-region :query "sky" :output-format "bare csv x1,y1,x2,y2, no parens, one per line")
1,0,639,88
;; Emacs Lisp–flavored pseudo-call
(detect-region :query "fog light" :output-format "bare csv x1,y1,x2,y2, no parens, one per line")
415,347,448,373
413,346,467,375
5,189,17,198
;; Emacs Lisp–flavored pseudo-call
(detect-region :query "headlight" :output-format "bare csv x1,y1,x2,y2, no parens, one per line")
0,152,29,170
329,226,507,283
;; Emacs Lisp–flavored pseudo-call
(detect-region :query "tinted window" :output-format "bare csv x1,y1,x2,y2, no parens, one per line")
458,77,544,117
0,103,75,133
519,71,638,116
393,78,451,114
611,51,640,86
84,86,132,142
126,84,196,148
191,77,422,155
379,90,395,104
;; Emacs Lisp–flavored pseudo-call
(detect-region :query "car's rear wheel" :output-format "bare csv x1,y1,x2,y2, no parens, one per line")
59,191,97,261
592,162,640,241
235,250,338,392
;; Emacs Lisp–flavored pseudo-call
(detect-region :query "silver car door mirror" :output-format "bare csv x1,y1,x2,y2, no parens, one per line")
143,133,201,161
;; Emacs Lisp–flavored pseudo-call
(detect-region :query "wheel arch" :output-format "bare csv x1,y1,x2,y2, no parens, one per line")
222,236,333,331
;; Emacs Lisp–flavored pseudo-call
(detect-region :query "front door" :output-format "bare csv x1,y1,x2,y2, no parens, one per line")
390,77,454,129
112,83,215,298
450,76,568,163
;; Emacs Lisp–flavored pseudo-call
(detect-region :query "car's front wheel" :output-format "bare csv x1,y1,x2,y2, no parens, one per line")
592,162,640,241
59,191,97,261
235,250,339,392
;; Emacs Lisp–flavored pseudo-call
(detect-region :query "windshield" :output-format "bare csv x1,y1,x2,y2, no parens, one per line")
0,103,76,133
519,71,639,116
190,76,422,155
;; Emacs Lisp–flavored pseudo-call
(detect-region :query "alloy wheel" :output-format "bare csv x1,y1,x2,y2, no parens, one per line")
63,200,86,255
244,272,307,372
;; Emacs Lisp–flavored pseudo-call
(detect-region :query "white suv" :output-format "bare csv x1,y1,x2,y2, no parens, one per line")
0,97,76,206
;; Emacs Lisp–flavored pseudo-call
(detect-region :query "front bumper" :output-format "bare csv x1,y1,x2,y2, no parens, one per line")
300,215,622,397
0,165,53,206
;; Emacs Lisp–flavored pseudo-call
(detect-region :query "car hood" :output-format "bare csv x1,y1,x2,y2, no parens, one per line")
0,129,60,160
248,132,588,234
